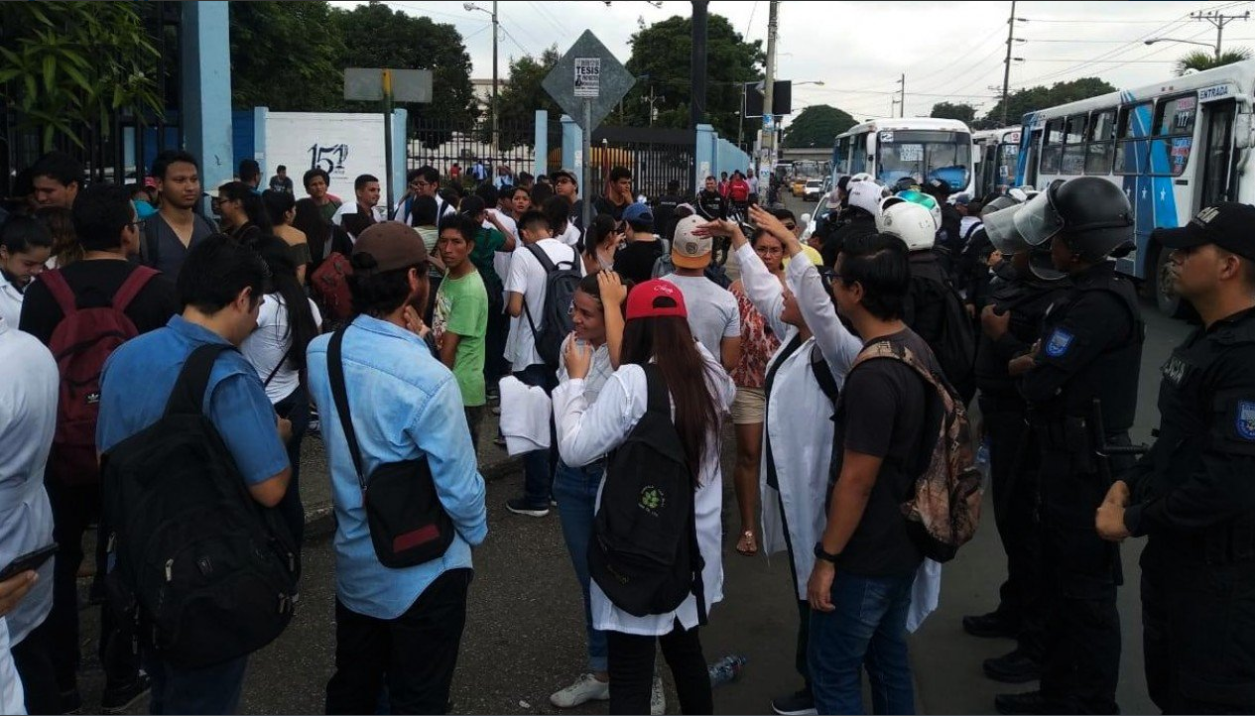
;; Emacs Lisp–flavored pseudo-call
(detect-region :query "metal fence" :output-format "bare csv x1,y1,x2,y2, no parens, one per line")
590,126,696,200
405,117,563,185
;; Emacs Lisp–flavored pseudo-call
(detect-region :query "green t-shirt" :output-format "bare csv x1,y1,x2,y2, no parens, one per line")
470,227,506,283
433,269,489,406
318,199,342,224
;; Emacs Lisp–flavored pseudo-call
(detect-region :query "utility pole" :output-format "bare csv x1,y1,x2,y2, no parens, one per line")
897,74,905,117
691,1,709,129
642,86,663,126
1192,9,1250,61
1001,0,1017,127
491,1,499,157
759,1,779,187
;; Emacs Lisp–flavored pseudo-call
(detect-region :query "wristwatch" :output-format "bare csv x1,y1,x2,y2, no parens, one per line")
813,542,840,564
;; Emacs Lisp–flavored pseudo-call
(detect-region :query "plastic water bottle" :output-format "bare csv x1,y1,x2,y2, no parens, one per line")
708,654,748,687
976,436,991,467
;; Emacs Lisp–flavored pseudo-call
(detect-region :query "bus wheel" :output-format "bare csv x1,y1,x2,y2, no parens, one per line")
1154,244,1181,317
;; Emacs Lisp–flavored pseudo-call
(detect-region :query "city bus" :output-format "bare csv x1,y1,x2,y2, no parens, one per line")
973,126,1022,199
1015,59,1255,315
831,117,975,196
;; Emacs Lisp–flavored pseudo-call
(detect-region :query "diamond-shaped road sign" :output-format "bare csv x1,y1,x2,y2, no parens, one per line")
543,31,636,131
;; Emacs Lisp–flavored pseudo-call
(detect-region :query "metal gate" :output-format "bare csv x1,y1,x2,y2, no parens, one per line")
405,117,563,186
589,126,696,200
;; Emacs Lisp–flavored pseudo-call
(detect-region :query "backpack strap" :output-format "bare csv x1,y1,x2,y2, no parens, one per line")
263,345,294,388
163,343,233,417
112,267,160,314
810,344,840,405
327,320,369,493
38,269,78,318
641,363,670,416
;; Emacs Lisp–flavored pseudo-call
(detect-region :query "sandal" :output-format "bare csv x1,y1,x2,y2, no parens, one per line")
735,530,758,556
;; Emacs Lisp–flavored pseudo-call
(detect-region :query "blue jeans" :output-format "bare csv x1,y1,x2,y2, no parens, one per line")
554,459,609,673
514,364,558,508
808,570,917,715
145,652,248,714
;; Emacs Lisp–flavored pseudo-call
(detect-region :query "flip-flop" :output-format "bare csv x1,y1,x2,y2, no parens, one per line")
735,530,758,556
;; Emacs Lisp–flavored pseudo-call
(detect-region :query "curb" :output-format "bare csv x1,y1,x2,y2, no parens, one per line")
303,455,523,539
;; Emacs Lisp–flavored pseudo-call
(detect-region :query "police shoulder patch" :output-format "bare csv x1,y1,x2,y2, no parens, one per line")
1044,328,1075,358
1237,400,1255,441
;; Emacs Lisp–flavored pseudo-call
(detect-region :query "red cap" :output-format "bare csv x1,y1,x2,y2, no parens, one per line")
626,279,688,321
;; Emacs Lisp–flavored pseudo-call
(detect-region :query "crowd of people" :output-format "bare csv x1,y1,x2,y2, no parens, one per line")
0,144,1252,716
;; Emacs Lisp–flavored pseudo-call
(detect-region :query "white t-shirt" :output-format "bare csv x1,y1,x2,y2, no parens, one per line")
0,272,24,330
556,223,582,248
490,213,519,302
330,203,386,240
241,293,324,404
660,273,740,360
504,238,582,370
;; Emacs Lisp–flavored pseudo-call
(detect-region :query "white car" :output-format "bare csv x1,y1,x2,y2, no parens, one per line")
803,179,823,201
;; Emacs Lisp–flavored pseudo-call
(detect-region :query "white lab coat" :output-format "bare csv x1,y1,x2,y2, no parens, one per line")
736,243,862,599
553,344,735,635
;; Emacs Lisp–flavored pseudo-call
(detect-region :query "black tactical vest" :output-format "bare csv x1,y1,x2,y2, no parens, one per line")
974,275,1072,397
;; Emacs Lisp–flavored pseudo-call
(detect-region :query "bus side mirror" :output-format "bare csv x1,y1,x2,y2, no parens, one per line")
1235,113,1252,150
866,134,876,157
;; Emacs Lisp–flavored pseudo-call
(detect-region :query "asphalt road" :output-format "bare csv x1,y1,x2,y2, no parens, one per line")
71,194,1191,714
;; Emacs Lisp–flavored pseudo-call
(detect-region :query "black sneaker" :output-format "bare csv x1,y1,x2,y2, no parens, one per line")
962,610,1020,639
506,498,549,517
101,674,152,715
994,690,1059,715
771,689,817,716
984,649,1041,684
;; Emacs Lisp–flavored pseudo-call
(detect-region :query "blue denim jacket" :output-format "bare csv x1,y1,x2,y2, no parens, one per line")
307,315,488,620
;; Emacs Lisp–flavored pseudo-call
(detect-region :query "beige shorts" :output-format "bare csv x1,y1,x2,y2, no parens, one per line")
731,386,766,425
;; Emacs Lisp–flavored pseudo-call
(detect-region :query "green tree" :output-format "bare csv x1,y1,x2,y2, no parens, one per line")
982,77,1116,127
229,1,346,112
1175,48,1253,75
0,1,162,151
782,105,857,148
331,1,477,143
492,47,562,149
623,14,763,137
930,101,976,124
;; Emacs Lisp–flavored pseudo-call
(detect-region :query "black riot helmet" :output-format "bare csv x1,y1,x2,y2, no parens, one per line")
1015,177,1134,262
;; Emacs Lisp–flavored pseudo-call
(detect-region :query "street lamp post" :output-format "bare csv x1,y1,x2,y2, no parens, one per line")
1145,36,1222,61
464,2,499,157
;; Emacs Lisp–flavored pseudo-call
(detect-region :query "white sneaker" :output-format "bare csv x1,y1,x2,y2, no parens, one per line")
651,675,666,715
550,673,610,709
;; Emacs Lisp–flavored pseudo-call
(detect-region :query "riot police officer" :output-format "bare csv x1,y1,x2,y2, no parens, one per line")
996,177,1142,715
962,204,1071,685
1096,202,1255,714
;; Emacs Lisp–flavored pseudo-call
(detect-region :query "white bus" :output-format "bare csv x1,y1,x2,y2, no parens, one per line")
973,126,1022,199
1015,60,1255,315
831,117,975,196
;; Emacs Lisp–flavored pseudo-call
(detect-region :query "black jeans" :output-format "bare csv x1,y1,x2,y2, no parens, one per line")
607,621,713,715
274,385,310,549
465,406,484,453
325,568,472,715
513,364,559,507
11,619,60,715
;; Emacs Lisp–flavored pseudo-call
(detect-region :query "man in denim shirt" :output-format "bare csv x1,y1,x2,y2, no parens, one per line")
98,234,292,714
306,222,488,715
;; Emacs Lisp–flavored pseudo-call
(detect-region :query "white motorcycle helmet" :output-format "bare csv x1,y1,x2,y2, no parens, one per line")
849,172,874,184
847,181,883,217
876,198,937,251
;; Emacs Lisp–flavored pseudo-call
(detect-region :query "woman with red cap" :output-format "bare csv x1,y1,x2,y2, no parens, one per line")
554,276,735,715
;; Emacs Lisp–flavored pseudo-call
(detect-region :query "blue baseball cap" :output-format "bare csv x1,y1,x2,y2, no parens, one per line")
622,202,654,226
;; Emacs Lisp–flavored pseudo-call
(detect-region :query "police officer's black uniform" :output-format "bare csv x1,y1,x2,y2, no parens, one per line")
1118,204,1255,714
997,178,1142,715
967,266,1071,679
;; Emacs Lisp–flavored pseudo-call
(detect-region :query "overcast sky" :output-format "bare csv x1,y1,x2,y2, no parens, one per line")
338,0,1255,121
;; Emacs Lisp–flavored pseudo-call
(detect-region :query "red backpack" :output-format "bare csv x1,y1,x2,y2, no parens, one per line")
42,267,158,486
310,252,354,322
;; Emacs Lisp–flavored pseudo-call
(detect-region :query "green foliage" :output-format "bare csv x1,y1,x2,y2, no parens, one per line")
982,77,1117,127
1175,48,1253,75
491,47,562,149
782,105,857,149
0,1,163,151
930,102,976,124
622,14,763,136
229,2,346,112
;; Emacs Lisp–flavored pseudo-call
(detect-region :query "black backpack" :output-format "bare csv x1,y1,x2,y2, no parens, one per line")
522,242,581,366
588,365,706,620
102,344,299,669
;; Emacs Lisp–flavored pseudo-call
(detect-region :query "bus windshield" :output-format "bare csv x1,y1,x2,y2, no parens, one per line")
875,130,971,191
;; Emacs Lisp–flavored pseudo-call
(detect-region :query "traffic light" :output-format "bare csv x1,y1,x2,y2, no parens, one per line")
743,80,793,118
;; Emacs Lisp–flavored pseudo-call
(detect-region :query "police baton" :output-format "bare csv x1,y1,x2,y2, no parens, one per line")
1089,398,1150,486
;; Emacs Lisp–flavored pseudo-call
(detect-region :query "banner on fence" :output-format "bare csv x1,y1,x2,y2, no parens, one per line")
265,112,390,201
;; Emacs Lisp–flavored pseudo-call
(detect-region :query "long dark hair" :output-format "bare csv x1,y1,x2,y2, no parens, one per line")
253,235,319,372
584,213,616,260
221,181,273,235
620,315,719,484
292,198,330,261
262,189,295,227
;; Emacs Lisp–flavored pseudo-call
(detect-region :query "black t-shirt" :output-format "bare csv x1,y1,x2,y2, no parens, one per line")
19,260,180,345
614,239,664,286
831,329,931,576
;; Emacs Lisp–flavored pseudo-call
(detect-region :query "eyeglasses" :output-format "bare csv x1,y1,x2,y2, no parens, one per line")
755,246,783,256
128,219,147,232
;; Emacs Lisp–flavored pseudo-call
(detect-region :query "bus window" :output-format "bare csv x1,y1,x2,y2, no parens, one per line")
1062,114,1087,175
1086,109,1116,174
1153,94,1197,177
1115,103,1152,175
833,136,850,175
1041,118,1064,174
850,133,868,174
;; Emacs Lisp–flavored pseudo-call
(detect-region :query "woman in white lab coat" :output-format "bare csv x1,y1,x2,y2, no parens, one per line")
553,278,735,716
698,209,862,712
